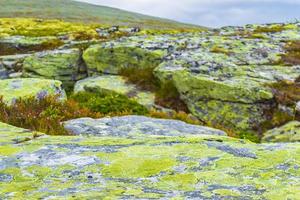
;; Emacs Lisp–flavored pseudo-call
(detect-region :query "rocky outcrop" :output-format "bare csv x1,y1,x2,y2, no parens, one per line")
74,76,156,108
0,54,31,79
262,121,300,143
1,121,300,199
63,115,226,136
0,78,66,104
82,22,300,139
22,49,87,89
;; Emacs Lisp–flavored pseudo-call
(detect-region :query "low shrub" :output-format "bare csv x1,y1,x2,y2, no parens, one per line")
70,91,149,115
0,95,101,135
281,41,300,65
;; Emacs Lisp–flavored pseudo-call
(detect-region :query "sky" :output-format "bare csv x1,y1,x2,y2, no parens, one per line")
77,0,300,27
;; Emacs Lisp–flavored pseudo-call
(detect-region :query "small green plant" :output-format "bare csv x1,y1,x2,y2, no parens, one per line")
70,91,149,115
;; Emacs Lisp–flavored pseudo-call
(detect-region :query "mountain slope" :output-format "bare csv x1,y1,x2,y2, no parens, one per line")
0,0,204,30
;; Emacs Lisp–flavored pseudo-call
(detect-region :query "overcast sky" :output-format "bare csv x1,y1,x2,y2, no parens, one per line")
77,0,300,27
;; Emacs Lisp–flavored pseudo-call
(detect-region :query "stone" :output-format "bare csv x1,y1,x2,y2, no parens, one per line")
74,75,155,108
262,121,300,143
22,49,87,89
296,101,300,112
0,122,300,199
63,115,226,136
0,36,62,56
0,78,66,105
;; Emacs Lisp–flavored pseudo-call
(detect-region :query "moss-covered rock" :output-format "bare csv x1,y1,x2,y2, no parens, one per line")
262,121,300,143
0,78,66,104
1,122,300,199
83,45,166,75
74,75,155,108
22,49,87,89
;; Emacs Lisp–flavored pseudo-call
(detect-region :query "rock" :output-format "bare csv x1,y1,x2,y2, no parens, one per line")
0,36,63,56
1,122,300,199
0,54,31,79
74,75,155,108
0,78,66,105
83,42,167,75
82,24,300,138
22,49,87,89
262,121,300,143
296,101,300,112
63,115,226,136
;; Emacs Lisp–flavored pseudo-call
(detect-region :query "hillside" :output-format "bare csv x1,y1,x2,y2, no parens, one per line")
0,0,204,30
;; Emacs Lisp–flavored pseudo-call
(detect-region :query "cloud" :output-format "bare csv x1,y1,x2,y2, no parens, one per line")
76,0,300,27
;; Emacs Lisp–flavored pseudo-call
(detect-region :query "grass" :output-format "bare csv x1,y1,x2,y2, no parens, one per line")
0,0,205,30
253,24,287,34
0,90,200,135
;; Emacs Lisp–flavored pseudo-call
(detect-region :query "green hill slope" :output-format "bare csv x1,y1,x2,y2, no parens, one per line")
0,0,204,30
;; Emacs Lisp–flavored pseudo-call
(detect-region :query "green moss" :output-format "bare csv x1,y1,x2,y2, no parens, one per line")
70,91,149,115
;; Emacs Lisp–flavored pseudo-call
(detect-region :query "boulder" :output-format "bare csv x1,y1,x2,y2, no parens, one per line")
74,75,155,108
0,78,66,105
262,121,300,143
0,122,300,199
63,115,226,136
22,49,87,89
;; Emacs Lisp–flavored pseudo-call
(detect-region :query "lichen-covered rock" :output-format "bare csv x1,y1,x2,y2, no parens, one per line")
0,78,66,104
1,122,300,199
0,54,31,79
74,76,155,108
82,22,300,139
0,36,63,56
83,42,167,75
63,115,226,136
262,121,300,143
22,49,87,89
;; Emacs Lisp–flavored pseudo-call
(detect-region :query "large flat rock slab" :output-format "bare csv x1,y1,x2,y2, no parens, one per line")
63,115,226,137
0,122,300,199
0,78,66,104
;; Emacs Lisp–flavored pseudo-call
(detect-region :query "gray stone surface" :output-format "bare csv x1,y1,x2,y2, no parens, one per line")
64,115,226,137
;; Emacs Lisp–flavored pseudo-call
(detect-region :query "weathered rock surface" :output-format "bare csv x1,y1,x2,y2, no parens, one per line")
0,78,66,104
1,122,300,199
262,121,300,143
83,22,300,138
0,36,62,56
63,116,226,136
0,54,31,79
74,76,155,108
22,49,87,89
